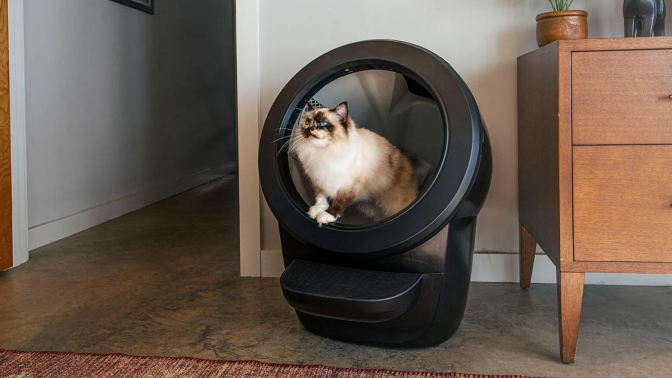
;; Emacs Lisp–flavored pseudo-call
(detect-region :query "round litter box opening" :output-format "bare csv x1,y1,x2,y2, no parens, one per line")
286,69,446,226
259,40,482,256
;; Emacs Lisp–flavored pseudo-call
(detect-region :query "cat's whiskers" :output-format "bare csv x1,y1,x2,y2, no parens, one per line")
270,134,293,144
277,133,305,157
288,134,305,148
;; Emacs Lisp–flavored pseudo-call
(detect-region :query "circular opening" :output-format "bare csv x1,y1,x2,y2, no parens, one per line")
280,68,445,227
260,40,482,255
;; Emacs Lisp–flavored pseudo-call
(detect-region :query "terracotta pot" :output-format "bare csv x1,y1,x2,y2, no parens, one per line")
536,10,588,47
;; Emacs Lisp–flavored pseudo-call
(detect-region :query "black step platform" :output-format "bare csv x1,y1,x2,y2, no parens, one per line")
280,260,422,323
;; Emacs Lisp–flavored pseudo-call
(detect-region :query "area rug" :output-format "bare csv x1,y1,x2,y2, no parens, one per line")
0,350,552,378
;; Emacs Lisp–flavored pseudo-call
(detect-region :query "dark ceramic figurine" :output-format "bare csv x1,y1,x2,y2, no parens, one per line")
624,0,666,37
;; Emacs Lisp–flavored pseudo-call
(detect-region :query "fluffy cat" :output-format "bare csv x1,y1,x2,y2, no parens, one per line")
289,101,417,225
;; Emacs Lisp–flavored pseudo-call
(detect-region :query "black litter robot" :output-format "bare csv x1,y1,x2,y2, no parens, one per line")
258,40,492,348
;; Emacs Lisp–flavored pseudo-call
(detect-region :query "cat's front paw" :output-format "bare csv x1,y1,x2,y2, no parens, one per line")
315,212,337,225
308,205,325,219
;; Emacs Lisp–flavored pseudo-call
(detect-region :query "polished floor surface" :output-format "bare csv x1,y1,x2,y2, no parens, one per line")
1,175,671,378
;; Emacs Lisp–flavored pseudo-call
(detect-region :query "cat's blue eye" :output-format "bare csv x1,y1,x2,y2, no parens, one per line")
305,120,310,126
319,121,328,127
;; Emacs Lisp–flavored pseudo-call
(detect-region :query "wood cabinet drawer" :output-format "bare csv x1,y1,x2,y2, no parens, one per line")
573,146,672,262
572,49,672,145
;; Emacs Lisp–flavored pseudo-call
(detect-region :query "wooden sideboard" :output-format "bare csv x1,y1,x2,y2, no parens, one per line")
517,37,672,363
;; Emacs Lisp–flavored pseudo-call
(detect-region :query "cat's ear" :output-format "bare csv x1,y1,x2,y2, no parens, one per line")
334,102,348,122
304,100,315,111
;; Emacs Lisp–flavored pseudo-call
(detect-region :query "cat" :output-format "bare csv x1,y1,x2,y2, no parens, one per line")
289,101,418,225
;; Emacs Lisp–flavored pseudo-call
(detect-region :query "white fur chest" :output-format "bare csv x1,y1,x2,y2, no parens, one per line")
296,142,359,197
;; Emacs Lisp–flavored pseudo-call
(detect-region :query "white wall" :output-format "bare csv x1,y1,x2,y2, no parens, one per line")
24,0,236,249
251,0,672,284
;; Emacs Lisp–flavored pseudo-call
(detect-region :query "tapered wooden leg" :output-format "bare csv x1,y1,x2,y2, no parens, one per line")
557,270,585,363
519,225,536,289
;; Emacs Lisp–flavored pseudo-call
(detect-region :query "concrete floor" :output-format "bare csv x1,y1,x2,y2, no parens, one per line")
1,175,671,378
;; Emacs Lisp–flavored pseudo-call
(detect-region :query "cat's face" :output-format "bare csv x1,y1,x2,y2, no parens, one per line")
295,102,350,148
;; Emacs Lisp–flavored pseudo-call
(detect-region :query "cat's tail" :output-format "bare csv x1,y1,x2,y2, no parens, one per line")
400,149,431,189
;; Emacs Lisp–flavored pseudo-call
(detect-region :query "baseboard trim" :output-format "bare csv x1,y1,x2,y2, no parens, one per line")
28,163,237,251
259,249,672,286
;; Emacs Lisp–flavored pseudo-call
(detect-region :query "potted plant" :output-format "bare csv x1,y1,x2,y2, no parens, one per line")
536,0,588,47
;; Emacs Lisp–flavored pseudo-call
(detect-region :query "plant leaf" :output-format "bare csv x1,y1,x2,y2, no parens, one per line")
548,0,557,11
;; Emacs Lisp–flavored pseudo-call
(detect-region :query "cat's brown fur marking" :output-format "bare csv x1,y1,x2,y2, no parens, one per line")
327,190,357,217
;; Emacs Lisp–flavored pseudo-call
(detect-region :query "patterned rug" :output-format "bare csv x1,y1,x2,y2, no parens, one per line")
0,350,552,378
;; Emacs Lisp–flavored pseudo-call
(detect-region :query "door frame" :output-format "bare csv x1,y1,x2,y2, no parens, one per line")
6,0,28,269
236,0,261,277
